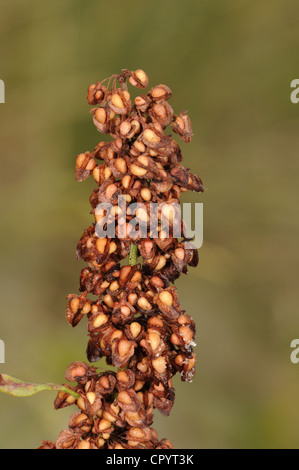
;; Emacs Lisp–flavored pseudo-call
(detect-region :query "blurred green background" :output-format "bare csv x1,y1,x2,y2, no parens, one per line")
1,0,299,449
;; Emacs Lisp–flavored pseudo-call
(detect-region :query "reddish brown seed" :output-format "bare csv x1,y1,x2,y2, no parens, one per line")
86,392,96,405
130,164,147,177
130,322,142,338
93,314,108,328
154,256,166,271
152,356,166,374
94,108,107,124
131,271,142,283
98,418,111,431
118,390,132,405
175,248,185,260
78,440,91,449
98,376,110,389
115,158,127,173
70,298,80,314
96,238,107,254
120,305,131,316
103,294,114,307
143,129,160,143
122,175,131,189
158,290,173,306
105,184,117,199
179,326,193,344
118,339,132,356
140,188,151,201
111,94,124,109
128,427,145,438
137,297,152,311
148,333,161,351
117,370,129,383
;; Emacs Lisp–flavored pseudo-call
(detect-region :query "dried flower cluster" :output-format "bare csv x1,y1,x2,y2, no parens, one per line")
40,69,204,449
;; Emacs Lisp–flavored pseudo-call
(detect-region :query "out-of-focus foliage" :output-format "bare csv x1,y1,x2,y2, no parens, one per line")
0,0,299,449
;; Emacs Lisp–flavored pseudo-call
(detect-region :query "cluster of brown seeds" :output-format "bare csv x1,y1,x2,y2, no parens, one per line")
40,362,173,449
40,69,204,449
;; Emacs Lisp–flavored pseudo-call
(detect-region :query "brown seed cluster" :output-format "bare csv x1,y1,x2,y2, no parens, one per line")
40,362,173,449
40,69,203,449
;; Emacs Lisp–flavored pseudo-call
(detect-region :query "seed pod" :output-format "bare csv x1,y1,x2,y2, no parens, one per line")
152,356,167,375
171,112,193,142
66,293,92,327
111,337,136,367
124,321,143,342
149,84,172,102
75,152,97,182
87,84,108,105
116,369,135,390
140,332,166,359
129,69,149,89
173,352,196,382
69,411,93,433
92,105,115,134
65,361,96,383
170,165,204,192
95,373,117,395
156,438,173,449
107,90,132,115
55,429,79,449
92,417,114,437
117,389,141,412
54,387,77,410
134,94,152,113
149,101,173,128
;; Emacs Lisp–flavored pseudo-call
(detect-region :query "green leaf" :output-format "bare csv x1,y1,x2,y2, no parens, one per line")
0,374,80,399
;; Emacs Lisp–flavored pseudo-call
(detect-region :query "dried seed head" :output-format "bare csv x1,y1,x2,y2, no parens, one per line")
58,68,202,448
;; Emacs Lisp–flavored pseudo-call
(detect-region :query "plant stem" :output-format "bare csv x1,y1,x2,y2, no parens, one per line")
128,243,138,266
0,374,80,399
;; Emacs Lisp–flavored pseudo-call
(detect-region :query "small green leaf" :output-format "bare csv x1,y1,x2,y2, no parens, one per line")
0,374,80,399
